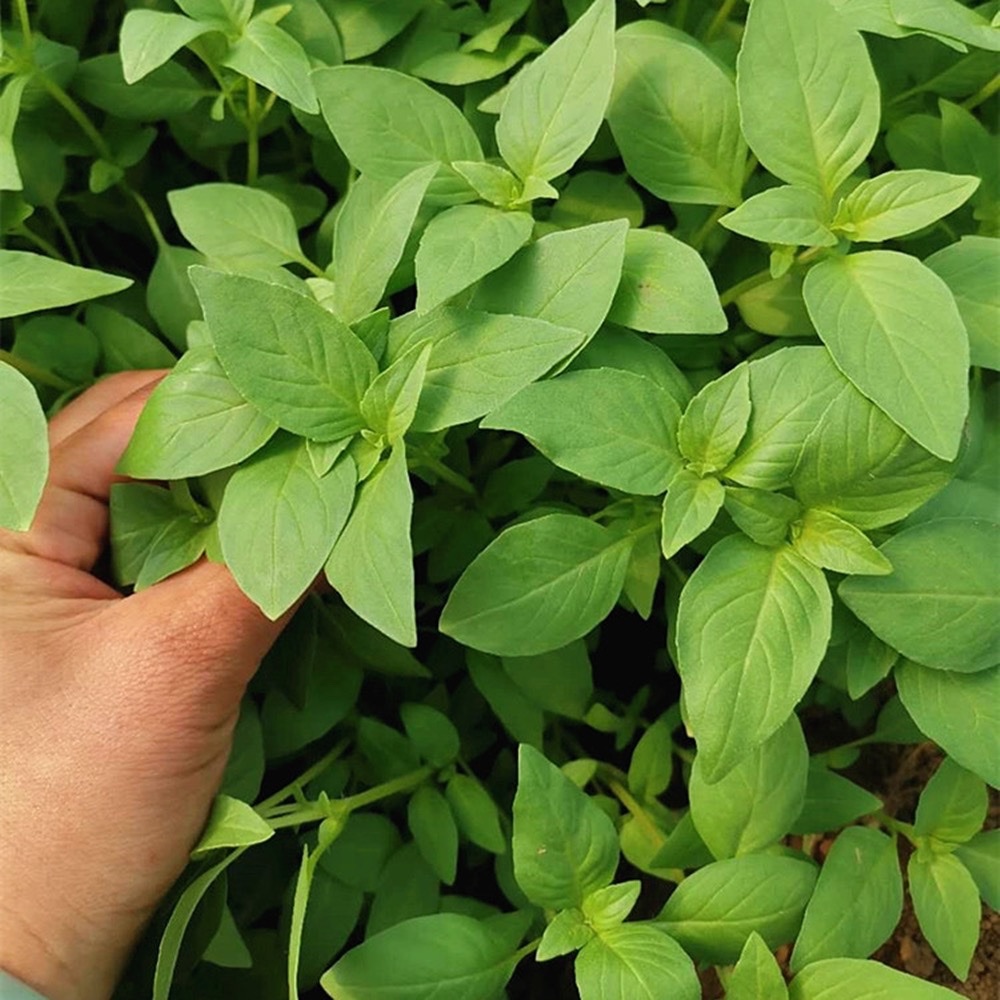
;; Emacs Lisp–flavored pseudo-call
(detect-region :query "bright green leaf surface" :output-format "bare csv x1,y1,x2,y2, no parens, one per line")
789,958,966,998
660,469,724,559
721,186,837,247
914,757,988,844
0,250,132,319
0,363,48,531
727,932,789,1000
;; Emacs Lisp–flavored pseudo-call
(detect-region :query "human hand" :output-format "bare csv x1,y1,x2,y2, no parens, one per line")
0,372,287,1000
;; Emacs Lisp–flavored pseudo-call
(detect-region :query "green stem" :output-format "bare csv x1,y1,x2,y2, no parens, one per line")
47,203,82,265
703,0,740,42
38,75,114,161
14,0,33,54
246,78,260,185
0,349,74,391
126,187,168,249
256,738,351,812
513,939,542,963
294,253,328,279
414,454,476,495
876,811,917,845
690,204,728,251
14,223,66,261
718,244,828,306
962,72,1000,111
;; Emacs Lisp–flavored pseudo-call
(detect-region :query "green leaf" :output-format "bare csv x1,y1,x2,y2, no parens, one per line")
727,932,789,1000
789,958,970,998
574,923,700,1000
400,703,460,768
627,717,674,802
472,219,629,344
549,170,645,229
737,0,880,198
657,855,818,964
222,18,318,113
845,628,899,699
119,9,214,84
408,785,459,884
677,364,751,476
386,307,585,432
413,35,545,87
220,700,264,802
724,487,801,548
792,508,892,576
582,881,642,932
415,206,534,315
689,716,809,861
790,827,902,971
660,469,724,559
440,513,634,656
955,831,1000,910
331,166,438,324
191,795,273,858
85,304,176,372
677,536,832,782
790,376,952,529
720,186,838,247
168,183,307,270
219,436,355,619
925,236,1000,371
191,268,377,441
176,0,252,29
608,22,746,207
896,660,1000,788
789,764,883,836
803,251,969,461
314,66,484,204
326,0,425,60
914,757,988,844
0,250,132,319
496,0,614,183
908,850,981,980
890,0,1000,51
538,908,593,961
319,814,399,892
0,363,48,532
608,228,727,335
119,348,276,480
446,774,506,854
839,518,1000,673
147,245,204,350
832,169,979,242
468,650,545,747
325,444,416,647
361,343,431,444
502,641,594,719
483,368,682,496
512,744,619,909
321,913,517,1000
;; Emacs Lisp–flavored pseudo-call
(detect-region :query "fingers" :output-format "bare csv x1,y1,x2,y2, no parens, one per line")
16,377,162,570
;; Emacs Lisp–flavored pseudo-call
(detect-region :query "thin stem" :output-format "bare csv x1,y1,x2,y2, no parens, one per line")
962,72,1000,111
690,204,728,252
703,0,740,42
38,76,114,161
47,204,82,265
294,253,328,279
673,0,691,30
414,454,476,495
0,349,74,391
14,223,66,261
126,187,168,249
718,244,828,306
14,0,33,54
257,739,351,812
876,811,917,845
246,78,259,185
513,939,541,963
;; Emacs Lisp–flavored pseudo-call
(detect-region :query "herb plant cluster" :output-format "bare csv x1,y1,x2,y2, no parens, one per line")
1,0,998,997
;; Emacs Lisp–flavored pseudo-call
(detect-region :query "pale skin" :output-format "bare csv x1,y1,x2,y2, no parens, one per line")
0,372,288,1000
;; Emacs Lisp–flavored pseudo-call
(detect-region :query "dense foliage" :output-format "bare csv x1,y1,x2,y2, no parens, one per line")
0,0,998,997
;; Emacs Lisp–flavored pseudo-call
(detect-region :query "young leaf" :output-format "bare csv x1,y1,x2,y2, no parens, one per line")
609,22,746,207
191,795,273,858
657,855,818,964
832,169,979,242
790,827,902,971
0,363,48,532
724,487,802,548
496,0,615,183
689,716,809,861
325,444,416,647
415,205,534,314
627,718,674,802
839,518,1000,673
119,348,276,480
320,913,517,1000
408,785,459,884
512,744,619,910
314,66,484,204
792,508,892,576
446,774,507,855
790,763,883,835
803,251,969,461
119,10,214,84
727,932,789,1000
387,308,585,432
720,186,838,247
538,908,593,961
0,250,132,319
925,235,1000,371
440,513,634,657
400,703,460,769
168,183,307,270
955,831,1000,910
660,470,725,559
789,958,971,999
472,219,629,343
895,660,1000,788
608,229,727,335
677,364,751,477
737,0,880,198
361,343,431,444
222,17,318,114
574,923,700,1000
219,437,355,619
677,536,832,782
908,851,981,981
147,245,204,350
331,166,438,324
483,368,683,496
914,757,988,845
191,268,377,441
